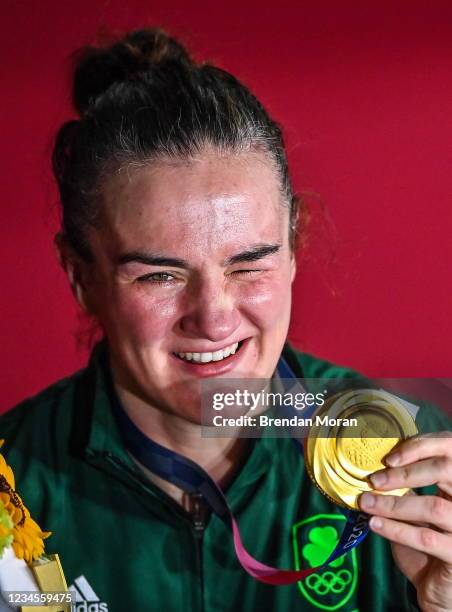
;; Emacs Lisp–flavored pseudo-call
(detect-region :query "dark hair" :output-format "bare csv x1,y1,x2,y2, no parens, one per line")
52,28,302,261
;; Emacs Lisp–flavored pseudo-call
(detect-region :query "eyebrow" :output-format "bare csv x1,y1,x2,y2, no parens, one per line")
225,243,282,266
117,243,282,269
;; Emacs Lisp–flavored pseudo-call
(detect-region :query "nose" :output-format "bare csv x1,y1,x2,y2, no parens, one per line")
178,277,241,343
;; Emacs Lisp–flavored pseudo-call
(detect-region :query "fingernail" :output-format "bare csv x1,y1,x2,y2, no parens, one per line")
370,471,387,487
360,493,376,508
370,516,383,530
386,452,400,466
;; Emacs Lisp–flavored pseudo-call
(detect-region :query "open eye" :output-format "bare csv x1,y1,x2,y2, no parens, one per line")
136,272,176,283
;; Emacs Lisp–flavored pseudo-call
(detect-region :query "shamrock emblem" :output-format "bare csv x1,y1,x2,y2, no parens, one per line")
302,526,345,568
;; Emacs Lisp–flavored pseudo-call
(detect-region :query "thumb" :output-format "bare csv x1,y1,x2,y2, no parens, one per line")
391,541,429,585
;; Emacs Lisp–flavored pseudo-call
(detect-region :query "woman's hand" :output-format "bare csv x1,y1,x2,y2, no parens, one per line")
358,431,452,612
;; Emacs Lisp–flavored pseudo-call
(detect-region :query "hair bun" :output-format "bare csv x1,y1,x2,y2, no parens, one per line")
73,28,193,115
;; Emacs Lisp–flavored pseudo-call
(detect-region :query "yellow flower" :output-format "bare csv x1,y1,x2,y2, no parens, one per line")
0,500,13,556
0,445,16,489
0,440,51,563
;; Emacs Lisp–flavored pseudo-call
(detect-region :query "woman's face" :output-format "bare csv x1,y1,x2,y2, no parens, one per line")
80,151,297,422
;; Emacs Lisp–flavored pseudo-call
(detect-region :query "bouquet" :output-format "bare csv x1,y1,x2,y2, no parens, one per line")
0,442,70,612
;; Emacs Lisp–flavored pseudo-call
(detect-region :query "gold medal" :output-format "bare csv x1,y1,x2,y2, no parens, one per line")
304,388,418,509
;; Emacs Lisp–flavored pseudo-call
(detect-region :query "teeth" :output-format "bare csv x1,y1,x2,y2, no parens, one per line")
176,342,240,363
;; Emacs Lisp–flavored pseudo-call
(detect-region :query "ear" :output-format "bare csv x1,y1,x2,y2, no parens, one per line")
290,252,297,283
54,232,91,313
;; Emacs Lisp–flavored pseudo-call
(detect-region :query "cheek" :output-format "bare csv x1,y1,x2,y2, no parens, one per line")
100,289,180,345
238,274,292,327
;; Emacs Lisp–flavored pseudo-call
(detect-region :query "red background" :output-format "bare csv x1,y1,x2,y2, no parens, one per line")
2,1,452,411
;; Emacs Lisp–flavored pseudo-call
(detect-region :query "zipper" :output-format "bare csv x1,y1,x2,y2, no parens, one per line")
186,492,208,534
100,453,209,611
185,492,208,612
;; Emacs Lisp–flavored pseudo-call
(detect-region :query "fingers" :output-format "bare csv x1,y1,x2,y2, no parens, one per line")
385,432,452,468
366,515,452,565
359,492,452,532
369,456,452,491
361,431,452,591
389,540,430,585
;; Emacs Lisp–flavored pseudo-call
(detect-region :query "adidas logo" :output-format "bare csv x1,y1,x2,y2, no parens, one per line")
68,575,109,612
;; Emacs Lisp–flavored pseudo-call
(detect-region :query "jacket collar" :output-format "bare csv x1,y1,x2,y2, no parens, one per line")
79,339,304,497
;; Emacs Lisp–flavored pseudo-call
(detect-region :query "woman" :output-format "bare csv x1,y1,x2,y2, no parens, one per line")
1,28,451,612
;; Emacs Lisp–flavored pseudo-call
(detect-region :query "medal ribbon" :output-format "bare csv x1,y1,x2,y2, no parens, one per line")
111,355,369,585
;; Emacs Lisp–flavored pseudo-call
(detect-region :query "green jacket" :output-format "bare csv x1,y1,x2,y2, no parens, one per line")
1,341,450,612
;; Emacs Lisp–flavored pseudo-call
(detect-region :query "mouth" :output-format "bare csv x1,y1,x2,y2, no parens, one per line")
172,339,246,364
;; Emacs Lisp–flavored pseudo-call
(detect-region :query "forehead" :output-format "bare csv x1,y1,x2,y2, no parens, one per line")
99,151,287,256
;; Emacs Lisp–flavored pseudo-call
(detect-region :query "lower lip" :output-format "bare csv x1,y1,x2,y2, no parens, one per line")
170,337,252,378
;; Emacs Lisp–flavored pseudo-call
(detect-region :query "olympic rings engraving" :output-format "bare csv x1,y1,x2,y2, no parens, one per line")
306,569,352,595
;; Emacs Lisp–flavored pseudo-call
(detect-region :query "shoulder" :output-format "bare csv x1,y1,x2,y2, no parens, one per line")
1,371,81,426
282,340,452,432
282,341,363,379
0,365,98,527
0,369,87,469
